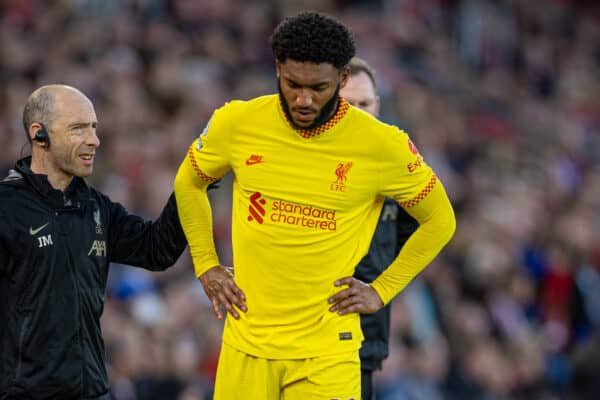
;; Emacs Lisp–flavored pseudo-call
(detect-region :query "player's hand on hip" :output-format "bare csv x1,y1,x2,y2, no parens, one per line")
328,277,383,315
199,265,247,320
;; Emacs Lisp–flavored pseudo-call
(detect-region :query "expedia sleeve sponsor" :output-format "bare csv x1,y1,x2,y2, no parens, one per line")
407,154,424,173
379,129,434,206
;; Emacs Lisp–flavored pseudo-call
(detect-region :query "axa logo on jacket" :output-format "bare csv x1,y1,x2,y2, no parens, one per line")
88,240,106,257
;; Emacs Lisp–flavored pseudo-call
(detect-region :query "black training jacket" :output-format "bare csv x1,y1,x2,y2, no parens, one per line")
0,158,187,399
353,198,418,371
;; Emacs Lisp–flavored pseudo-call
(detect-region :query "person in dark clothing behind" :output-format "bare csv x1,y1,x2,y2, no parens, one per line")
341,57,419,400
0,84,188,400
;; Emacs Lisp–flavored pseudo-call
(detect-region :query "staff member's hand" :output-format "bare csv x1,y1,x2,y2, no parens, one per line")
199,265,247,320
328,277,383,315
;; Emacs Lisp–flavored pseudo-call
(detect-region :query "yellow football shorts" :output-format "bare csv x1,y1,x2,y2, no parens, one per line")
213,342,361,399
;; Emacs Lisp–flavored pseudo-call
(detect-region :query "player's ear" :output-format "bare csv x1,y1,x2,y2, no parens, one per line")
275,61,281,79
339,66,350,89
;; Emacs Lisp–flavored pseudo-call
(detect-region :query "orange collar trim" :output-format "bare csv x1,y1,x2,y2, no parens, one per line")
280,97,350,139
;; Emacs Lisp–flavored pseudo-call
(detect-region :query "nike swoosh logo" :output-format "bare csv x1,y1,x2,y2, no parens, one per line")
245,155,264,166
29,223,49,236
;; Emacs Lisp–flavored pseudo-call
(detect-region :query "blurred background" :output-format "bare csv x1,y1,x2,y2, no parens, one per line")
1,0,600,399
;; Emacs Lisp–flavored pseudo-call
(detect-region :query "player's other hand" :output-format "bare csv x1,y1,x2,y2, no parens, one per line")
199,265,247,320
328,277,383,315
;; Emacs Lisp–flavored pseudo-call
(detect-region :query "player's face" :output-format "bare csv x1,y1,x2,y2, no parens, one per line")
47,90,100,180
277,59,348,129
340,71,380,117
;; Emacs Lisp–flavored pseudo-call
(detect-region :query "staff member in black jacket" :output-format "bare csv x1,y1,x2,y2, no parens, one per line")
341,58,419,400
0,84,188,400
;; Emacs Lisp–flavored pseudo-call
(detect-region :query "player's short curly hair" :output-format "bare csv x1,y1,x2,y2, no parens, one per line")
270,11,356,70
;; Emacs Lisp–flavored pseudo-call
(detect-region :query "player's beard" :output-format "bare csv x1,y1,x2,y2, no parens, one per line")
278,81,340,131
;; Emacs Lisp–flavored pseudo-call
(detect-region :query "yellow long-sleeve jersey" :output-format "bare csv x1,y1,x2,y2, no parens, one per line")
175,95,455,359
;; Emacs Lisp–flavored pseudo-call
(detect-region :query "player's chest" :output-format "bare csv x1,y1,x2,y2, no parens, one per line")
230,131,379,206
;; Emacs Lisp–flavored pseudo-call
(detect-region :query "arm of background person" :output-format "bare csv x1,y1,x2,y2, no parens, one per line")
107,191,188,270
0,209,7,278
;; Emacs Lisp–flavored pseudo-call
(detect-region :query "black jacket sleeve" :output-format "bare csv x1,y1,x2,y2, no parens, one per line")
396,207,419,249
108,192,187,270
0,210,7,278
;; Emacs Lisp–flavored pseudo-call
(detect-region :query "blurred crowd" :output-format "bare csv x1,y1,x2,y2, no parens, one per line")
1,0,600,399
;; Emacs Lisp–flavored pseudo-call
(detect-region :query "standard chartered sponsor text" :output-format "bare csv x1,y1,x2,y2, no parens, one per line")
270,200,337,231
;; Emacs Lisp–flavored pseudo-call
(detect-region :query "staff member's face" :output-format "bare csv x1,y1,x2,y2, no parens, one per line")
277,59,348,129
46,90,100,179
340,71,380,117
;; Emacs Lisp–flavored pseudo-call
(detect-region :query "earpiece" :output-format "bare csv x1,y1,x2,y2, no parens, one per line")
33,124,50,148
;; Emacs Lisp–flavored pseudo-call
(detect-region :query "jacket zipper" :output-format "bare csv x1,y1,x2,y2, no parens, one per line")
15,315,31,381
61,209,86,395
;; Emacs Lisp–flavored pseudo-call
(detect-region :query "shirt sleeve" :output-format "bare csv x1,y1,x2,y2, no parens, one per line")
174,105,232,278
108,193,187,269
370,128,456,305
378,129,434,202
189,105,233,179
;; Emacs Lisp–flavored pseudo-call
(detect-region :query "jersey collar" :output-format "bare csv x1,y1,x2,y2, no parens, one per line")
279,96,350,139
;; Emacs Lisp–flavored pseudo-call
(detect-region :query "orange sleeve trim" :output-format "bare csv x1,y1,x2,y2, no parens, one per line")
398,174,438,208
188,146,218,182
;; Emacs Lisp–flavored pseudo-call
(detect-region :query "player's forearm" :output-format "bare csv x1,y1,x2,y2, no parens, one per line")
371,182,456,305
174,151,220,278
